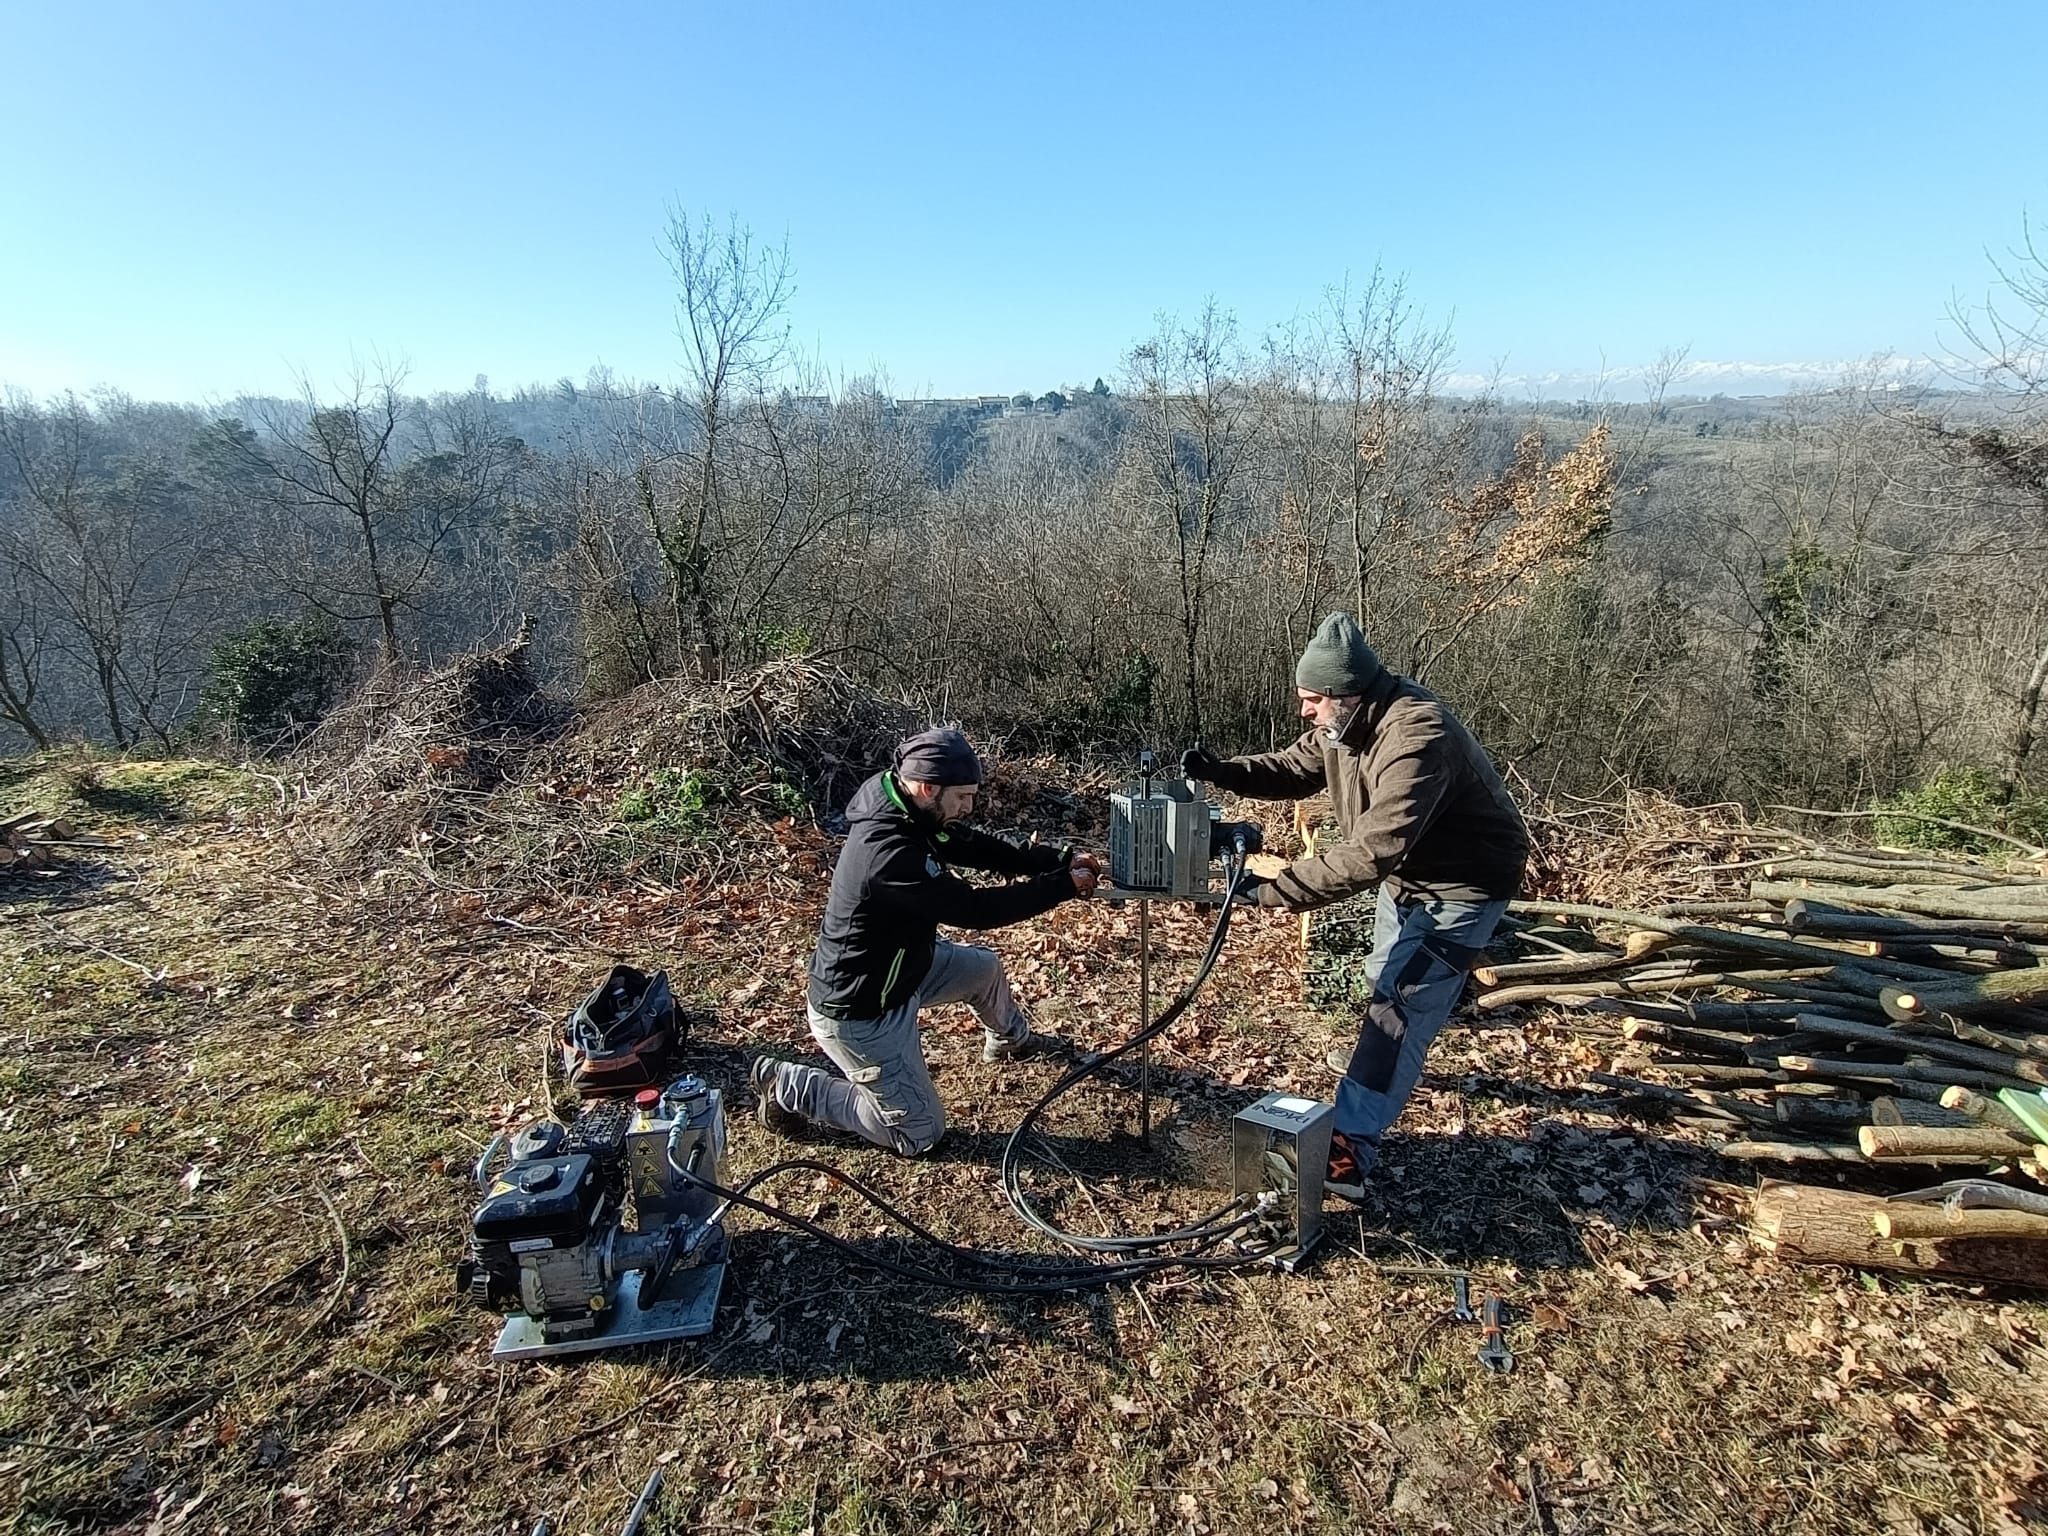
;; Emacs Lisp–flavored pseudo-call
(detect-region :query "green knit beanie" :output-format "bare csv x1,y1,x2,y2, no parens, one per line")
1294,613,1387,697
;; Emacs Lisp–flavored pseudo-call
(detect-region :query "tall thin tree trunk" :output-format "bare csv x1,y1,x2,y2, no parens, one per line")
2012,636,2048,782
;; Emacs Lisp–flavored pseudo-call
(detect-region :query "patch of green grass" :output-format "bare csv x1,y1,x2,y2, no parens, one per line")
617,767,728,837
826,1480,896,1535
259,1092,345,1154
2,750,270,829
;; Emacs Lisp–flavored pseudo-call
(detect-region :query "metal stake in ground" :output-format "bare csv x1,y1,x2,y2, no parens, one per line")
1139,896,1152,1144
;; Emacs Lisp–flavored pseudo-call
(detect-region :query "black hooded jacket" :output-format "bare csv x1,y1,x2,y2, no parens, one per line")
806,772,1075,1020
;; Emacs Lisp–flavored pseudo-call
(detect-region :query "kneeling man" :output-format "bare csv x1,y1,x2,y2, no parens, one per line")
752,728,1101,1156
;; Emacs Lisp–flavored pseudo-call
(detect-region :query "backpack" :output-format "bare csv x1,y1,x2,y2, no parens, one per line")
561,964,684,1096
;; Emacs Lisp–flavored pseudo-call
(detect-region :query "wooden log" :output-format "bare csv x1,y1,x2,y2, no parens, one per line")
1871,933,2046,959
1775,1096,1871,1131
1765,859,1978,887
1939,1086,2028,1131
1793,1013,2047,1084
1867,1095,1978,1128
1582,1073,1746,1121
1791,849,2015,878
1857,1125,2040,1161
1881,966,2048,1024
1649,900,1787,920
1872,1206,2048,1241
1753,881,2048,923
1746,1029,1854,1062
1659,1063,1784,1086
1620,1018,1754,1061
1776,1055,2030,1094
1512,901,1958,982
1753,1179,2048,1287
1594,998,1813,1028
1928,1016,2048,1062
1473,932,1680,986
1476,965,1836,1010
1784,900,2048,943
1721,1141,1867,1164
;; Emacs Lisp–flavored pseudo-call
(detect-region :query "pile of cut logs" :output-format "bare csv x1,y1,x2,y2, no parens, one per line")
1491,843,2048,1167
1487,836,2048,1282
0,811,101,874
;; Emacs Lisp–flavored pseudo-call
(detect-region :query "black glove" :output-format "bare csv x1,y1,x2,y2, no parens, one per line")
1180,744,1225,782
1230,873,1270,906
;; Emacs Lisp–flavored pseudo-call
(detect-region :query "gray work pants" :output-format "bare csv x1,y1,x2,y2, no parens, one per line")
1334,887,1509,1171
767,940,1029,1156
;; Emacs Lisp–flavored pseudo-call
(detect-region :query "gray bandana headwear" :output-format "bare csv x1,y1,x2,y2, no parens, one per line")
893,727,983,787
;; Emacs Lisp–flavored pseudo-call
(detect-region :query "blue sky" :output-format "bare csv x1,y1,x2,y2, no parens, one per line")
2,0,2043,403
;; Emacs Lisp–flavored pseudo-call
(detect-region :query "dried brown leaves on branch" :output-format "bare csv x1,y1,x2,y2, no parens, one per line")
1519,785,1785,911
1433,425,1615,620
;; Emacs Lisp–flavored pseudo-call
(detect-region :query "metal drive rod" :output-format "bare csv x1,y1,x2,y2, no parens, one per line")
1139,897,1152,1143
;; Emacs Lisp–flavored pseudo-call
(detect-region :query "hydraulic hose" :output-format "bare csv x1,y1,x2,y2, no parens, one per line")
664,830,1282,1291
999,839,1263,1254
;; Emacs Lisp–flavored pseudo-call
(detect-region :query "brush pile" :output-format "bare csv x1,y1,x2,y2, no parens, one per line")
289,648,921,893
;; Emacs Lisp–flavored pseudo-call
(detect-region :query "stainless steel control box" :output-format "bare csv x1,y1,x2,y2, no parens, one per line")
1230,1091,1336,1270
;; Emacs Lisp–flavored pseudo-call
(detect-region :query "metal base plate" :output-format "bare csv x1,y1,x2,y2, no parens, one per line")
490,1262,725,1361
1261,1233,1321,1273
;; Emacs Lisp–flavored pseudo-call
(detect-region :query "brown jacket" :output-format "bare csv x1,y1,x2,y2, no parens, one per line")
1207,675,1528,909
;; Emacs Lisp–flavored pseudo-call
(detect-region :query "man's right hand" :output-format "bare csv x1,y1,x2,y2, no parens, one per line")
1180,744,1225,782
1068,850,1106,897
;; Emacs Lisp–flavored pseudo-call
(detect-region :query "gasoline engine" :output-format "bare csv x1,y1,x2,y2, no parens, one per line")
456,1075,730,1360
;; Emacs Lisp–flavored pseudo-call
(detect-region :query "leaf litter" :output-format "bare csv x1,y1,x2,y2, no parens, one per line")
1,685,2044,1535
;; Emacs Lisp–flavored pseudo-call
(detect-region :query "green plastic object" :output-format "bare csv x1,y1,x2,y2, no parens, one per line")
1995,1087,2048,1144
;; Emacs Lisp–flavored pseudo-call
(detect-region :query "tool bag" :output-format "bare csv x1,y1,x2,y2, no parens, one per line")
561,964,684,1096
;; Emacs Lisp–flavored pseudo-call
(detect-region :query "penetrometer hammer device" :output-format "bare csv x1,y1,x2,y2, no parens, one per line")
1100,752,1335,1265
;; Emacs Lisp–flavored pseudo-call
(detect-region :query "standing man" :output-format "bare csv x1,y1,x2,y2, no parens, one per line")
752,727,1104,1156
1181,613,1527,1201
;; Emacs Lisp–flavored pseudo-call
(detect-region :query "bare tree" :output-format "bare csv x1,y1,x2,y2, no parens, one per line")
0,389,220,747
204,368,524,666
658,211,794,677
1121,301,1256,739
1324,271,1465,654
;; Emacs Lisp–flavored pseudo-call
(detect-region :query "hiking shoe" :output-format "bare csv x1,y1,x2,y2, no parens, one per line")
1323,1132,1369,1204
748,1050,807,1137
983,1029,1069,1064
1326,1045,1354,1076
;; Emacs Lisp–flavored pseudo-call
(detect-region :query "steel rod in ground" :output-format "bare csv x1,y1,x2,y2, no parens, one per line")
1139,897,1151,1145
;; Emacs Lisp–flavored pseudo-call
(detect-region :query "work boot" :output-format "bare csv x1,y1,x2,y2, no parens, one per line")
1324,1131,1369,1204
983,1028,1069,1064
1326,1044,1354,1076
748,1050,807,1138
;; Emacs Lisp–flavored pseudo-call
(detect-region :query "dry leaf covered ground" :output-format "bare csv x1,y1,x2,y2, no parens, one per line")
1,740,2044,1536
